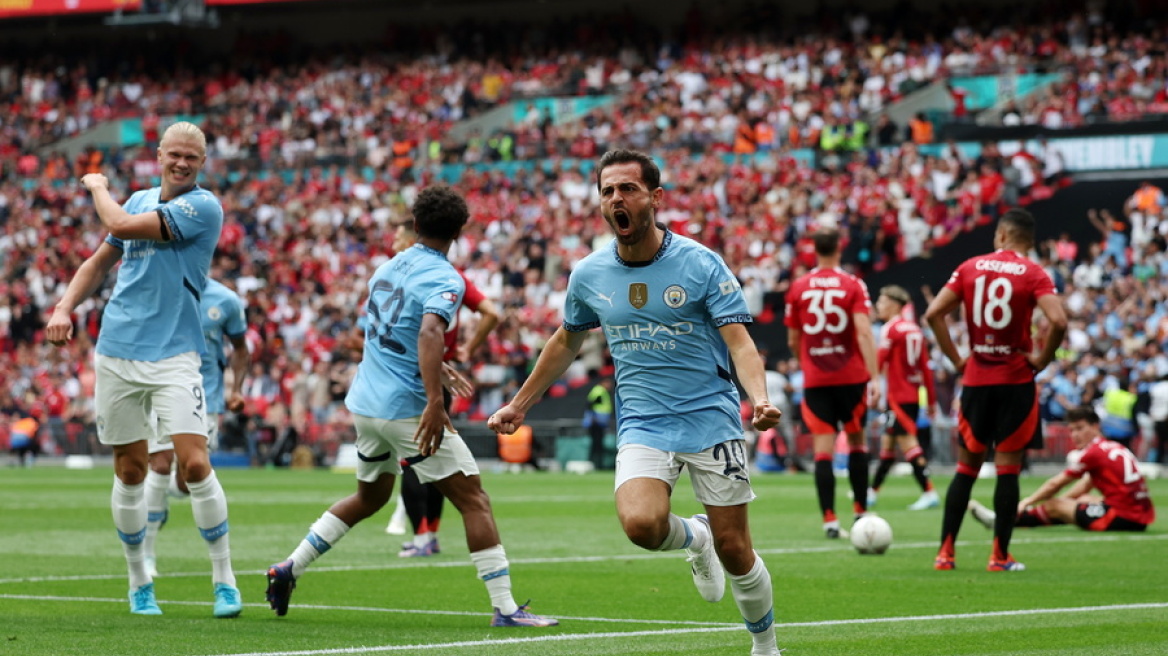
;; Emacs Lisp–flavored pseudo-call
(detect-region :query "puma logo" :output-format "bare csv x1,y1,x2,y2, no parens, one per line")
596,290,616,307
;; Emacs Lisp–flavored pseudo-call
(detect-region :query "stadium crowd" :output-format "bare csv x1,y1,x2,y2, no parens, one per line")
2,4,1168,463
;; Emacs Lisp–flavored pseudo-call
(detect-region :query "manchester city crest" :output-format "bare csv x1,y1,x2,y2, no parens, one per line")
663,285,687,308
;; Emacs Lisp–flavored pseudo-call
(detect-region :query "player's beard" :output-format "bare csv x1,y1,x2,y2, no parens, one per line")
608,206,654,246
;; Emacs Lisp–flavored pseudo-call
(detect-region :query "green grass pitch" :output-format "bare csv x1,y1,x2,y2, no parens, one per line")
2,466,1166,655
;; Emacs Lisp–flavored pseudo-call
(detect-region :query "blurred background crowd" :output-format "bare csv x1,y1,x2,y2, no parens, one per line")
2,0,1168,465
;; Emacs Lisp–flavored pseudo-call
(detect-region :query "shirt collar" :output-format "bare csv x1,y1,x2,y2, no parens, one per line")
613,225,672,268
413,243,448,260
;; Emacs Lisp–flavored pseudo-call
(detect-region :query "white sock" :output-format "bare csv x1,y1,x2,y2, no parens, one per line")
289,512,350,579
470,544,517,615
414,531,435,548
729,553,777,653
111,476,150,589
186,470,235,587
143,470,170,564
656,514,705,552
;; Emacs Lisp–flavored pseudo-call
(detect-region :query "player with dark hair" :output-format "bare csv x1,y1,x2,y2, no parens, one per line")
784,226,879,538
869,284,939,511
925,207,1068,571
490,149,783,656
969,406,1154,532
265,186,556,628
385,219,501,558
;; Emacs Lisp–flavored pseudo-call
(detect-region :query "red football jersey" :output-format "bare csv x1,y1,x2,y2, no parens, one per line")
785,267,872,388
943,250,1056,386
444,270,485,361
1067,437,1155,525
878,315,936,405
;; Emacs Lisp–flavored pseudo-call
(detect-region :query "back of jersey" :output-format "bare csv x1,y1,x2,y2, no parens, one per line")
784,267,872,388
944,250,1055,386
346,245,464,421
880,316,929,403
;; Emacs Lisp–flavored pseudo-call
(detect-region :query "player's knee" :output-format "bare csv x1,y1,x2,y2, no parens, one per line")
114,453,149,484
184,461,212,483
358,486,392,511
620,514,665,550
713,532,752,569
117,466,148,486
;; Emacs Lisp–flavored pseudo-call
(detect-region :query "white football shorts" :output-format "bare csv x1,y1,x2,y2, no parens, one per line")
351,414,480,484
615,441,756,506
147,412,218,454
96,352,207,447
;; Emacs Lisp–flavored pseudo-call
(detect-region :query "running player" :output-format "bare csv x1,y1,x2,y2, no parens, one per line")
490,149,782,656
265,186,556,628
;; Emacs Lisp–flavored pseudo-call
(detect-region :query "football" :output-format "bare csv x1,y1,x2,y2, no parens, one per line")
850,515,893,555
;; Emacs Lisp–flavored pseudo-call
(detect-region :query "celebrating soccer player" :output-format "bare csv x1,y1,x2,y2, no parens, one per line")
265,186,556,628
490,149,783,656
45,122,242,617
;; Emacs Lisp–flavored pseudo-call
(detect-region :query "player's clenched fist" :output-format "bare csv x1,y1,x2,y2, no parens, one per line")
81,173,109,192
752,402,782,431
488,405,525,435
45,308,74,346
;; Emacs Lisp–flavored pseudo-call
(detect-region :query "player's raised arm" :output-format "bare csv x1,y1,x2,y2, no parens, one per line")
489,327,588,434
82,174,174,241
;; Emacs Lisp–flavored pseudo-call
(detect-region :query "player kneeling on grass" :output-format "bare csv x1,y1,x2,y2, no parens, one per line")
970,406,1155,533
265,186,557,628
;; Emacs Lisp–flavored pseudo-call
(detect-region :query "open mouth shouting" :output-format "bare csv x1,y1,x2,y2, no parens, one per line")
612,208,633,236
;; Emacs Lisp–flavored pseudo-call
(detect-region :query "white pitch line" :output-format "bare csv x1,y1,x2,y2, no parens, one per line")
0,594,737,627
185,602,1168,656
1,531,1163,585
194,628,741,656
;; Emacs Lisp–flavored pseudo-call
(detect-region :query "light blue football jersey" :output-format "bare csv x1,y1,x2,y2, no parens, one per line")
199,279,247,414
99,186,222,361
346,244,464,420
563,229,752,453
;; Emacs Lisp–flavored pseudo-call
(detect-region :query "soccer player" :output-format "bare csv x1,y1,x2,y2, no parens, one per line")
265,186,556,628
784,227,879,539
44,122,242,617
869,285,939,511
969,406,1154,532
924,207,1067,572
384,219,502,558
142,278,250,577
489,149,783,656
